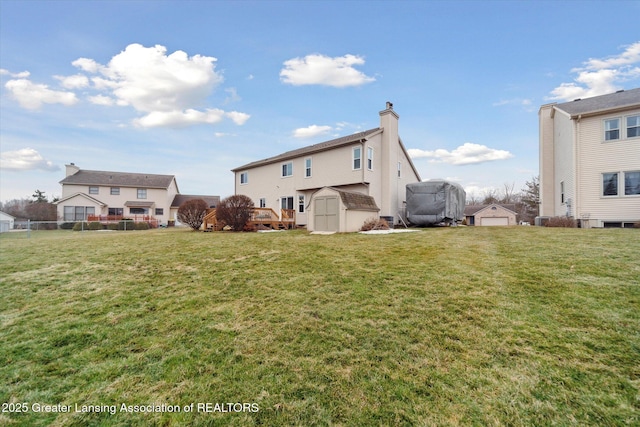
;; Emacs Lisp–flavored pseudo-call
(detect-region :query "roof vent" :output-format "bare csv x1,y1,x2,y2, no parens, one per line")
386,101,393,110
616,89,624,93
573,98,581,102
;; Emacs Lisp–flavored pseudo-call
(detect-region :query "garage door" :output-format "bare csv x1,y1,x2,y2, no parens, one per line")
314,197,339,231
481,217,509,226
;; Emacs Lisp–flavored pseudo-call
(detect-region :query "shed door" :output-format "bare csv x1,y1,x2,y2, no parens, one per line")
481,217,509,226
314,197,339,231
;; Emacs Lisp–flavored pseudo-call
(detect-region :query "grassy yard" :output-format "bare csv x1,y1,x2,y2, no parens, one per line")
0,227,638,426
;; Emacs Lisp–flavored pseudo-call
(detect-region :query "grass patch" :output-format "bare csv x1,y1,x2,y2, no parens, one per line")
1,227,639,425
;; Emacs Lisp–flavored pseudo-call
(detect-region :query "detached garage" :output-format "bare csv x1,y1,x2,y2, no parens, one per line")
464,204,517,226
0,211,16,233
308,187,379,233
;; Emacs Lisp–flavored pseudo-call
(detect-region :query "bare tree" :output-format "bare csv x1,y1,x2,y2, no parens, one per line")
502,182,516,204
216,195,254,231
177,199,209,230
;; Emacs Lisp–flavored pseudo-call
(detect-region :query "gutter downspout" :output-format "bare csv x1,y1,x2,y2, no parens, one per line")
575,114,581,223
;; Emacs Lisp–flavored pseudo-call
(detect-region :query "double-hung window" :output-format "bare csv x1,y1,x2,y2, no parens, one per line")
137,188,147,199
353,147,361,170
282,162,293,177
89,186,99,195
627,115,640,138
603,173,619,196
624,171,640,195
604,118,620,141
367,147,373,170
305,158,312,178
240,172,248,184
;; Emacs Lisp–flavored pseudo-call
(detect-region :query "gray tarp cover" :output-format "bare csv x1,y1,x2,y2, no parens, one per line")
406,180,466,226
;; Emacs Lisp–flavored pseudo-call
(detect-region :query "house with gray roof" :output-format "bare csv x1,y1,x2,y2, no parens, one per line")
231,102,421,232
55,163,218,226
539,88,640,227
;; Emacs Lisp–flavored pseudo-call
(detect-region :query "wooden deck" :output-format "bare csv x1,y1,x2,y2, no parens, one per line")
203,208,295,231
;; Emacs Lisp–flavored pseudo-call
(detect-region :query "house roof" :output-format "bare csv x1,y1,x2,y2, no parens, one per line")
60,169,176,189
553,87,640,118
464,204,516,216
171,194,220,208
54,192,108,206
231,128,383,172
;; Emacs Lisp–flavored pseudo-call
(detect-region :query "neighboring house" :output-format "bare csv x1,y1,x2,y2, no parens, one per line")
55,163,218,226
231,102,421,232
464,204,517,226
0,211,16,232
539,88,640,228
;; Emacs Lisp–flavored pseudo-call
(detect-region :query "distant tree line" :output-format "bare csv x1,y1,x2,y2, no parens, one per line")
0,190,58,221
466,176,539,224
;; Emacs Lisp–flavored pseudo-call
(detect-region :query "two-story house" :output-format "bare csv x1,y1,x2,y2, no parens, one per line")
539,88,640,227
231,102,421,232
55,163,219,226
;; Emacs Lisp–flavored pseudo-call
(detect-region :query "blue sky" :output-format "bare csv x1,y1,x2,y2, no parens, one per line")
1,0,639,203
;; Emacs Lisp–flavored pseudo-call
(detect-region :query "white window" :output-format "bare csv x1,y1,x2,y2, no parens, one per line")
627,115,640,138
560,181,565,204
259,198,266,208
282,162,293,177
281,196,294,210
240,172,248,184
353,147,361,170
397,162,402,178
624,171,640,195
63,206,95,221
137,188,147,199
305,158,312,178
602,173,618,196
298,194,305,213
604,118,620,141
110,187,120,195
89,186,99,194
367,147,373,170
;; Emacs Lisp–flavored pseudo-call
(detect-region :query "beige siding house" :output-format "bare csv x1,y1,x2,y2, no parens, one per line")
231,103,421,232
539,88,640,228
56,164,218,226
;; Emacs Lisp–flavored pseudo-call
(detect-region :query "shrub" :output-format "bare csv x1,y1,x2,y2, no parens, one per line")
135,222,150,230
216,195,254,232
60,222,76,230
107,223,119,231
178,199,209,231
361,217,390,231
88,222,103,230
118,219,135,231
72,222,88,231
545,216,577,228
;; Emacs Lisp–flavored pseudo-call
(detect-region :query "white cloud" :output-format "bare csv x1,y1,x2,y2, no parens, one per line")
55,73,90,89
280,54,375,87
548,41,640,101
293,125,333,138
4,78,78,110
408,143,514,165
225,111,251,125
0,148,59,171
88,95,115,106
5,44,250,129
133,108,226,128
1,69,30,78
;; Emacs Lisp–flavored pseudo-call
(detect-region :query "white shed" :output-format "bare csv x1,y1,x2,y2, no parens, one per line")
0,211,16,233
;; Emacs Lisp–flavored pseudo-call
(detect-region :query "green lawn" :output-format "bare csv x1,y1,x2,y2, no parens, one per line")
1,227,638,426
